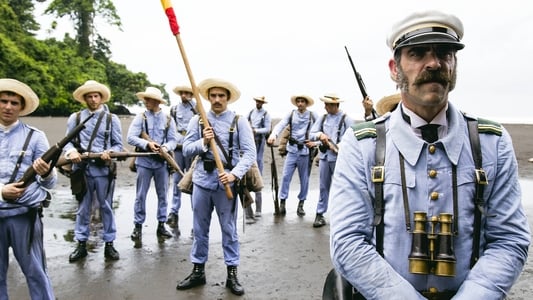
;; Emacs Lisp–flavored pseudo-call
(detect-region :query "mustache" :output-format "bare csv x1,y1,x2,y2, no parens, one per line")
413,70,451,86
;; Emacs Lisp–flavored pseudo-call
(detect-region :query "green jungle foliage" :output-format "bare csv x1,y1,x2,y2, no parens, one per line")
0,0,166,116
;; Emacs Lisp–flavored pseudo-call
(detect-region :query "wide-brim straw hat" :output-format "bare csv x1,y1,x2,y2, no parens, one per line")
73,80,111,104
319,92,344,104
290,94,314,107
253,96,267,103
376,93,401,115
198,78,241,104
173,85,193,95
136,87,168,105
0,78,39,116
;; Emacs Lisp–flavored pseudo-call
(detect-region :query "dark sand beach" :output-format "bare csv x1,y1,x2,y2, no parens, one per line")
6,116,533,299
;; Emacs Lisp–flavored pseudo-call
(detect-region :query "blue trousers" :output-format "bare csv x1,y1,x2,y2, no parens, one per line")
279,152,310,201
0,212,54,300
133,166,170,224
170,150,192,215
190,184,239,266
74,175,117,242
316,160,336,214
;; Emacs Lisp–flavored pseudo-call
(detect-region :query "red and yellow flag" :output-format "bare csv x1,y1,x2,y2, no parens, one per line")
160,0,180,35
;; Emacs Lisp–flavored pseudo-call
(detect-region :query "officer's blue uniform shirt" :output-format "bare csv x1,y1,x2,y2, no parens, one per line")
271,109,318,155
64,108,123,177
127,109,178,169
310,111,354,162
182,110,256,191
329,102,530,299
0,121,57,216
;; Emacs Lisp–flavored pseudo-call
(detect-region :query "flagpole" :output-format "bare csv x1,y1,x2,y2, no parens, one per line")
159,0,233,199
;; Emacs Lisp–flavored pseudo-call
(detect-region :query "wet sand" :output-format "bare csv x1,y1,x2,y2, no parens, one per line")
7,116,533,300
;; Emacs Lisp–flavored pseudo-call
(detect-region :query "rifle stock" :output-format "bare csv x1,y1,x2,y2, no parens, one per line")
139,131,184,176
18,113,94,187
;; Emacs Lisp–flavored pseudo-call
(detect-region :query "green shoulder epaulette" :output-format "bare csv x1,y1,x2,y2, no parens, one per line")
477,117,502,136
352,121,377,140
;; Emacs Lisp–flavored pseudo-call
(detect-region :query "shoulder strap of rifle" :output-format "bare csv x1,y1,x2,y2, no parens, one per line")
9,128,35,183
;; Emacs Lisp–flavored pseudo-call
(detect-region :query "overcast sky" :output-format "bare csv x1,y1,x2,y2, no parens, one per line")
38,0,533,122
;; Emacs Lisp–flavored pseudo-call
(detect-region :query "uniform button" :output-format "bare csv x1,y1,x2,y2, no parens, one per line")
430,192,439,200
428,145,436,154
429,170,437,178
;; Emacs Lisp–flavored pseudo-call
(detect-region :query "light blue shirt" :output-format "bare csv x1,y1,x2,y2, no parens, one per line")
248,107,272,136
329,102,530,299
271,109,318,155
310,111,354,162
0,122,57,216
182,110,256,191
170,100,197,145
127,109,178,170
64,108,123,176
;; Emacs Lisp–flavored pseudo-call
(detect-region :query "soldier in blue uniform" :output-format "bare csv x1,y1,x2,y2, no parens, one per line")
127,87,177,241
64,80,123,262
309,93,354,228
0,78,57,299
267,95,318,217
167,85,197,233
245,96,271,220
177,78,255,296
329,10,530,299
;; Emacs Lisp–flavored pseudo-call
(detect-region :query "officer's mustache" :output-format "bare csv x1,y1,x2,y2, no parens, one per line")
413,70,451,87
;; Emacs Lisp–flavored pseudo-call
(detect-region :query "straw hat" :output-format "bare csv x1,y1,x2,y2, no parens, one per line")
376,93,401,115
290,94,314,107
0,78,39,116
319,92,344,104
198,78,241,104
136,87,168,105
253,96,267,103
172,85,193,95
73,80,111,104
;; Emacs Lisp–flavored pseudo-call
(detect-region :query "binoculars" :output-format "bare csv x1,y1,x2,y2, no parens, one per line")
408,211,456,277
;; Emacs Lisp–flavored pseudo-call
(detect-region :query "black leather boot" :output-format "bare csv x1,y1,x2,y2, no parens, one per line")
176,263,206,290
69,241,88,262
297,200,305,217
313,213,326,228
157,222,173,238
104,242,120,260
130,224,142,241
279,199,286,216
225,266,245,296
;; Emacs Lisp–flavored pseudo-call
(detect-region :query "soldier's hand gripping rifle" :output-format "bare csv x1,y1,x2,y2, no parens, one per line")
140,131,184,176
270,143,280,215
344,46,377,117
17,113,95,188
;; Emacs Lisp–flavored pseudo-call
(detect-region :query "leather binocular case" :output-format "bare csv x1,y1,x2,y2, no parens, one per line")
408,211,456,277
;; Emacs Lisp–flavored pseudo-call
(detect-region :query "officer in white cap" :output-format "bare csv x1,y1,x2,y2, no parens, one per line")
328,10,530,300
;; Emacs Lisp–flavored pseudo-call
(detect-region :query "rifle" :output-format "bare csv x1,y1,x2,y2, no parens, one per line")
320,139,339,154
17,113,95,188
140,131,184,176
270,144,280,215
344,46,378,117
55,151,159,169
